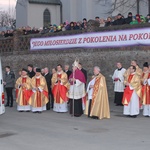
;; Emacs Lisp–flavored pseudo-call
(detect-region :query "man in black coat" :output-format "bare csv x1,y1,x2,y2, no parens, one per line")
64,64,72,79
125,12,133,24
78,63,87,83
113,14,125,25
27,64,35,78
44,67,51,110
3,66,15,107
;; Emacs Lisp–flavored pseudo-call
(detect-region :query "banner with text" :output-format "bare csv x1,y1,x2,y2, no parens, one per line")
30,28,150,50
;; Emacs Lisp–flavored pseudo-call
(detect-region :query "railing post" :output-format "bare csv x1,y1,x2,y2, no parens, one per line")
13,30,21,54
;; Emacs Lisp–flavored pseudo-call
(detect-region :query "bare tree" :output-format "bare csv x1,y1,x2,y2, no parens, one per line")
96,0,149,15
0,11,15,28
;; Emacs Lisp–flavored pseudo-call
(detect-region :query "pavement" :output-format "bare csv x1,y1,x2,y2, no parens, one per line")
0,100,150,150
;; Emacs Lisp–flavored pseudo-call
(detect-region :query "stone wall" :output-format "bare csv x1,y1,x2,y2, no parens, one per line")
1,21,150,100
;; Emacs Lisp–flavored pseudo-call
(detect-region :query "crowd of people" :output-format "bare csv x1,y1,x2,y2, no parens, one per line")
1,12,150,38
3,59,150,119
0,30,14,38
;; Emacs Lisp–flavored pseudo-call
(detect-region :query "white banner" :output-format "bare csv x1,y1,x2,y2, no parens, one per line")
30,28,150,50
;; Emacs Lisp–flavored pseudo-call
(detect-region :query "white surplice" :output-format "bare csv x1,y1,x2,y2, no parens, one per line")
112,68,126,92
69,79,85,99
68,79,85,110
148,79,150,85
87,77,96,100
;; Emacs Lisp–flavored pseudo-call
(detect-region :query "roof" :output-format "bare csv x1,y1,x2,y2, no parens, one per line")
28,0,61,5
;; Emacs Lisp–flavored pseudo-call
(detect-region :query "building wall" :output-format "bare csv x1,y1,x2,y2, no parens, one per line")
60,0,71,22
16,0,28,28
27,3,61,28
61,0,112,21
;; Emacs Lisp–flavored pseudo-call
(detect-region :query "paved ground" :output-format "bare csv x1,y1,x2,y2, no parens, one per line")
0,100,150,150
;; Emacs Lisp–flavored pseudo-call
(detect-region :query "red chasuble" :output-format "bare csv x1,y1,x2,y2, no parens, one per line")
36,78,42,107
22,78,28,105
52,74,67,103
16,89,19,99
122,74,134,106
29,78,49,107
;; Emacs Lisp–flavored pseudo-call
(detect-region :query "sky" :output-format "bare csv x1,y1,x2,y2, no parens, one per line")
0,0,16,11
0,0,16,18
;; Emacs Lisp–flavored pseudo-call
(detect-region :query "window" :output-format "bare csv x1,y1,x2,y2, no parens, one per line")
43,9,51,27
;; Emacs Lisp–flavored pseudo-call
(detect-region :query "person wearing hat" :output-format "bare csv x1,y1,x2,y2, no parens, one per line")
68,59,86,117
28,68,49,113
141,62,150,117
51,64,69,113
27,64,35,78
15,68,32,112
125,12,133,24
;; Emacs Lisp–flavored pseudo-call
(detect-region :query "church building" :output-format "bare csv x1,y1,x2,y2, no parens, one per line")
16,0,62,28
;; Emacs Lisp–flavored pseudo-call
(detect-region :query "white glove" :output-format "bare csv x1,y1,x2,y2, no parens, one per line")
38,87,43,92
32,88,36,93
148,79,150,86
143,79,147,85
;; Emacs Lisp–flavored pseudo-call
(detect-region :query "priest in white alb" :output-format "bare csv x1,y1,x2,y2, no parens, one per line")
52,64,69,113
122,65,142,118
112,62,126,106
